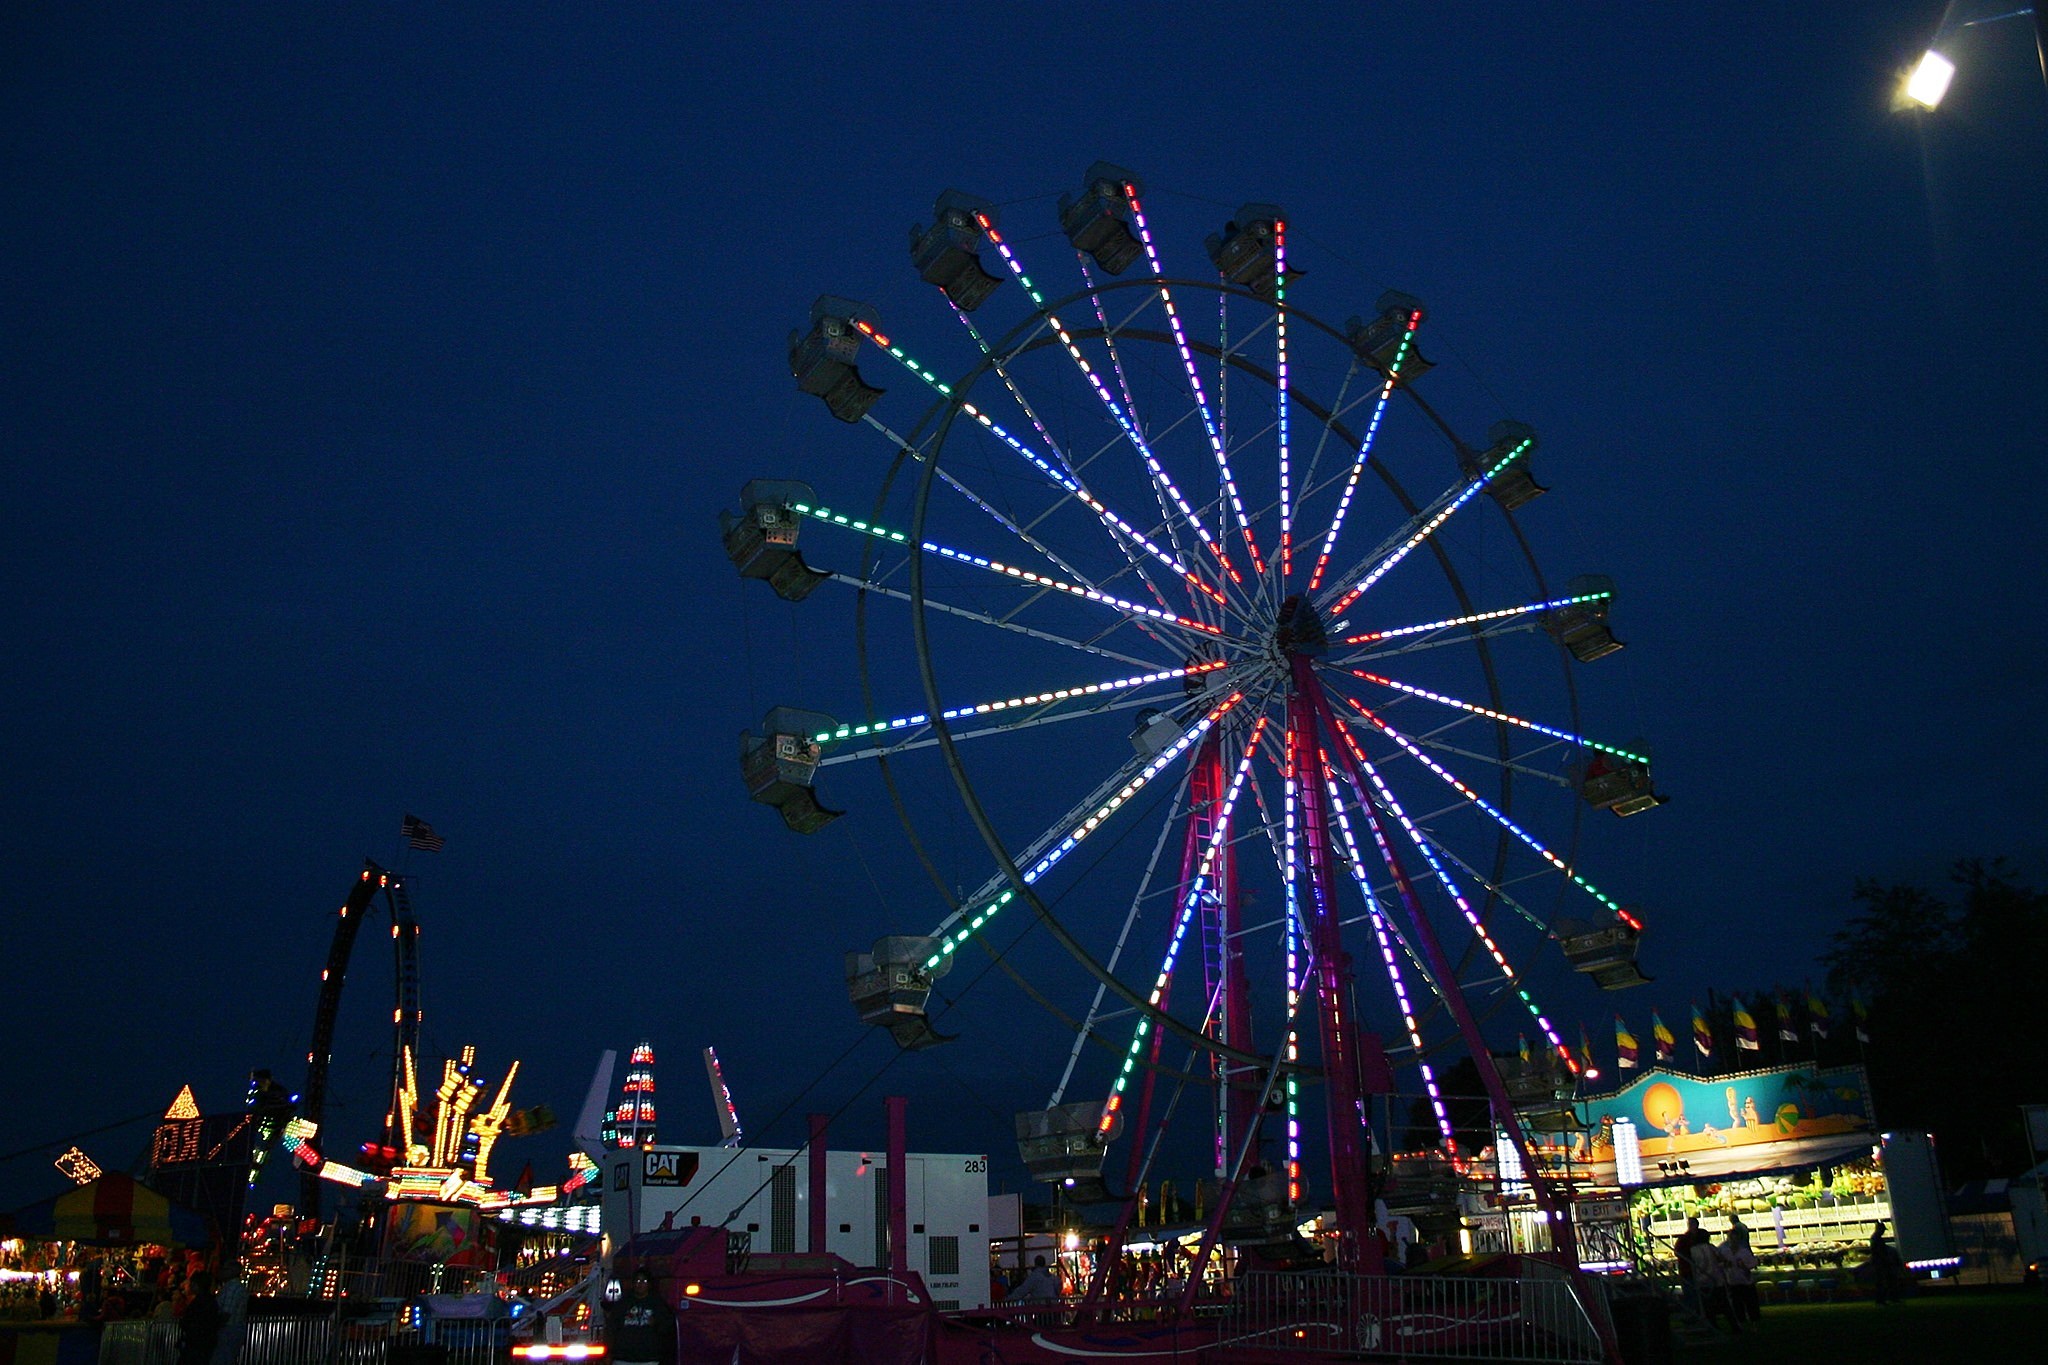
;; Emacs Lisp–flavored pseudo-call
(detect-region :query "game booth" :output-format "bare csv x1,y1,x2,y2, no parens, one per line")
0,1173,214,1365
1469,1062,1958,1295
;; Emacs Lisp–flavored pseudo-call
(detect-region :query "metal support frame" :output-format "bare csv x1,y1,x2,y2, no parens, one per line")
1288,655,1381,1273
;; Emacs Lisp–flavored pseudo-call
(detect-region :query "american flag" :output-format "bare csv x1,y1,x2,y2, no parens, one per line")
401,814,445,852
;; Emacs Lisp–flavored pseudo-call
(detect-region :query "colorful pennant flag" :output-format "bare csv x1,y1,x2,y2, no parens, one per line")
1807,987,1831,1040
1579,1023,1597,1075
1615,1015,1639,1069
401,813,446,852
1653,1010,1676,1064
1852,991,1870,1043
1519,1033,1532,1067
1692,1001,1714,1058
1775,991,1799,1043
1733,998,1761,1051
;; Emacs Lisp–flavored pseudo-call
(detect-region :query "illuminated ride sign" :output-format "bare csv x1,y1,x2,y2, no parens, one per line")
278,1043,574,1213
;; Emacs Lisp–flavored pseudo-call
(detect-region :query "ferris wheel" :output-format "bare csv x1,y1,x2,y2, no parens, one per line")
726,164,1664,1272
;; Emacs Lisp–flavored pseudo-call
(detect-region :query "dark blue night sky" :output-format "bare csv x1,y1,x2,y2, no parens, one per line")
5,4,2045,1210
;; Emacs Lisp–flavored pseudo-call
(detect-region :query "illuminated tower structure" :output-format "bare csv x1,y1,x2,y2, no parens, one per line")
602,1041,657,1149
149,1083,264,1242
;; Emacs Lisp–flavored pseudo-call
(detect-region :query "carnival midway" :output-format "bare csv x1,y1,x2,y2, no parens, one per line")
6,167,2046,1365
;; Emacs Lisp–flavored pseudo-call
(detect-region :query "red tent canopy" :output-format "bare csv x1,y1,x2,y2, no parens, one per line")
1,1172,212,1246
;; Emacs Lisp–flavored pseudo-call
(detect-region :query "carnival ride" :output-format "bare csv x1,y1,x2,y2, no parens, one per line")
281,861,577,1226
728,165,1663,1337
296,862,422,1213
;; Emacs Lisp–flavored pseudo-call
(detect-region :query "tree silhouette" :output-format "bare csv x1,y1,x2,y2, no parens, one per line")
1822,859,2048,1180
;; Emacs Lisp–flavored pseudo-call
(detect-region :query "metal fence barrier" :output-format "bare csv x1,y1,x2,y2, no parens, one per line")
1215,1271,1607,1362
100,1312,512,1365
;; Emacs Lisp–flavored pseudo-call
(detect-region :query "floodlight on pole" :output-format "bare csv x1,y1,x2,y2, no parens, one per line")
1906,48,1959,107
1901,5,2048,110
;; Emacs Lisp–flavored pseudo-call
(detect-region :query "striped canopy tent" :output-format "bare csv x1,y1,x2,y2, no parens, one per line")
1,1172,211,1246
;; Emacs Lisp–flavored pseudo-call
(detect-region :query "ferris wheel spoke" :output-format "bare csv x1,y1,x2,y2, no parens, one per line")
947,306,1080,474
1077,255,1150,472
1274,704,1316,1197
1365,710,1578,789
823,573,1163,669
920,688,1252,969
1319,759,1459,1152
1293,361,1358,550
811,660,1229,759
866,413,1194,640
1274,219,1294,587
853,321,1228,609
1340,667,1647,764
1331,618,1556,667
1078,259,1143,414
816,687,1200,766
945,298,1217,586
1326,729,1574,1070
1050,759,1199,1109
1123,184,1265,576
970,213,1242,589
794,496,1227,643
859,413,1123,596
1321,431,1538,617
1334,588,1614,657
1306,309,1424,594
1096,715,1270,1134
1337,695,1639,928
1416,836,1568,939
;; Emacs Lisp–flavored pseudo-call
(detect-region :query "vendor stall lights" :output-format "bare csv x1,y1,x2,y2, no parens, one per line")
1612,1118,1644,1187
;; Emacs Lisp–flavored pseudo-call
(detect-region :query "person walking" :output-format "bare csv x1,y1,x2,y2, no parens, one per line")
174,1273,222,1365
1718,1219,1760,1326
1671,1217,1706,1322
210,1260,249,1365
1867,1222,1904,1305
1012,1255,1062,1303
1688,1238,1740,1334
603,1269,677,1365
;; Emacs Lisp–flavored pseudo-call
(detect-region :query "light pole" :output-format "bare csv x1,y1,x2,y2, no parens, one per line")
1901,4,2048,109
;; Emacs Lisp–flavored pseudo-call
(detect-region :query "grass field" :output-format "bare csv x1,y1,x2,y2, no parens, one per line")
1671,1289,2046,1362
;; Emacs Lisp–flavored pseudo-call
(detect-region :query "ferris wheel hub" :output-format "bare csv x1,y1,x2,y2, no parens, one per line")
1271,594,1329,660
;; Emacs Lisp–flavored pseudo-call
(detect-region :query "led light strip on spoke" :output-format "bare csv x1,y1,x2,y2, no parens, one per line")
1275,221,1292,584
1346,670,1646,763
1307,311,1420,592
812,661,1228,743
850,319,1225,605
949,305,1079,481
922,691,1246,970
1281,715,1302,1199
973,214,1239,585
1342,696,1632,922
860,412,1114,602
1081,257,1179,544
1098,716,1268,1133
1077,256,1146,461
1341,591,1610,646
1328,436,1534,616
1330,724,1572,1070
1124,184,1265,576
792,500,1222,637
1321,759,1458,1153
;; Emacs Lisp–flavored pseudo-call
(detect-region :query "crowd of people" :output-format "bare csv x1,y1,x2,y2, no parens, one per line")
1672,1215,1761,1333
0,1247,249,1365
1673,1215,1910,1330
